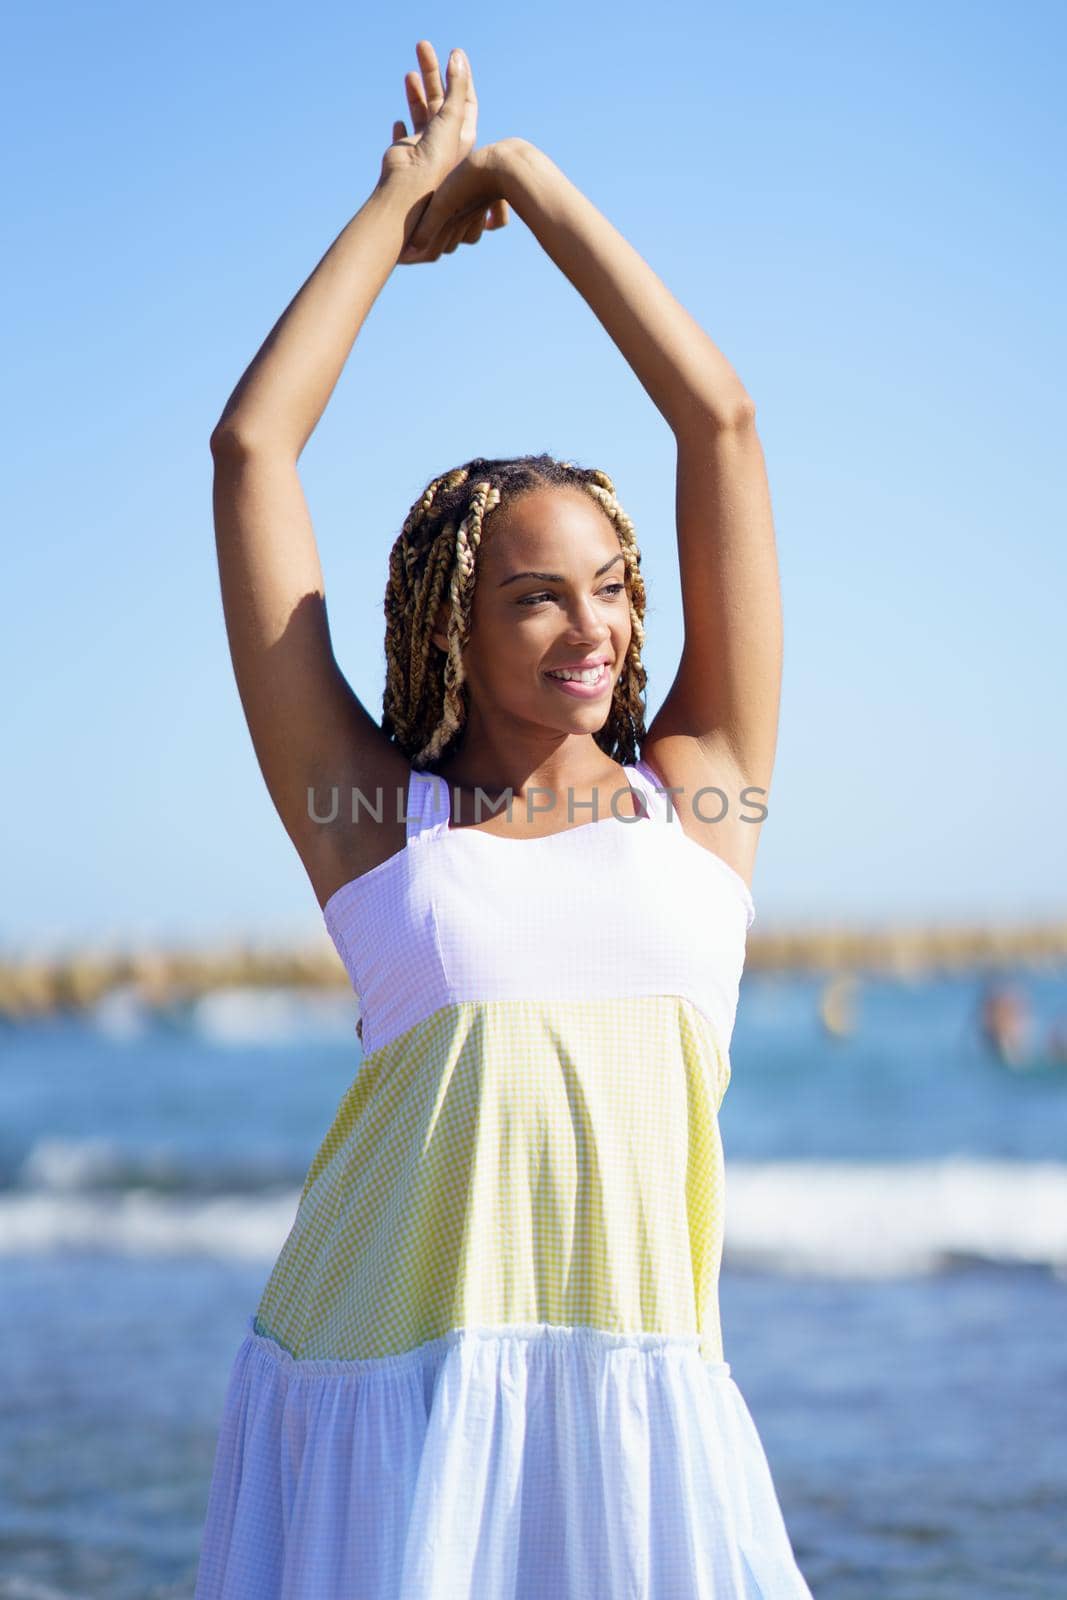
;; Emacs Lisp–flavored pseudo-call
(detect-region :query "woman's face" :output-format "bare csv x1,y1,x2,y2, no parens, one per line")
431,486,633,743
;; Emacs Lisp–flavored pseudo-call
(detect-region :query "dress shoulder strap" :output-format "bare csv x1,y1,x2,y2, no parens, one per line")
406,767,450,845
627,758,676,823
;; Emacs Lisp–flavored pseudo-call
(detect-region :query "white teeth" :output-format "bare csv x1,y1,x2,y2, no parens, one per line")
547,665,606,684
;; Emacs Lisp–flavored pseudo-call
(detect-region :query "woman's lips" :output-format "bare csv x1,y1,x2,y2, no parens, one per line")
543,665,612,698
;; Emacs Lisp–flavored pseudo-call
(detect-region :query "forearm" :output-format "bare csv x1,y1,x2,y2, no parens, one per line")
497,139,752,435
209,172,431,458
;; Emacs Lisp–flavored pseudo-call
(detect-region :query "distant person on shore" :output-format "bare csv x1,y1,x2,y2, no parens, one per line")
978,979,1033,1069
819,973,859,1039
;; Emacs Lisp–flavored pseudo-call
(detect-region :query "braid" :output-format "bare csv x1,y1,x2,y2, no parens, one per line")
380,453,649,769
564,463,648,762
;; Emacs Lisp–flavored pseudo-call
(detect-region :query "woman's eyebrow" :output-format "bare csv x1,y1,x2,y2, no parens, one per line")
498,554,625,588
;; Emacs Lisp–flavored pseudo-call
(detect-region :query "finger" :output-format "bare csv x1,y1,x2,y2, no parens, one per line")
443,47,471,126
411,200,465,256
446,211,473,254
407,213,433,254
426,220,465,262
399,229,434,264
404,71,428,133
487,199,510,230
392,120,406,142
460,210,487,246
416,39,444,113
457,72,478,152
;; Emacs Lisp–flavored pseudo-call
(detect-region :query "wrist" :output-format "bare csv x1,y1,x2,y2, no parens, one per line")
374,164,433,207
372,165,437,251
484,137,544,203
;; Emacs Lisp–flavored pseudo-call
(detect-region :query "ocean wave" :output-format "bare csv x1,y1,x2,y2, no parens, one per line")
723,1156,1067,1277
88,982,359,1044
1,1145,1065,1277
7,1136,298,1197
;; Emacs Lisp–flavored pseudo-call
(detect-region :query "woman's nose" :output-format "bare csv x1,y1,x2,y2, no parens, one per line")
564,601,612,639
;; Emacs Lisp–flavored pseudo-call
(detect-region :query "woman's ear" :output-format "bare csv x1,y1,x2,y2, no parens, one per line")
430,600,450,653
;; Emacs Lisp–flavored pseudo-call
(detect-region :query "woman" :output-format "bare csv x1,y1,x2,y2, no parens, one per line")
196,39,808,1599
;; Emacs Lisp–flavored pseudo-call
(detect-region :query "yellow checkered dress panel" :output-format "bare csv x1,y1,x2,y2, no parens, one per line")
255,994,731,1366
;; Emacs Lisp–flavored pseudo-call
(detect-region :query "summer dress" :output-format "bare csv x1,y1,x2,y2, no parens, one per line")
192,756,815,1598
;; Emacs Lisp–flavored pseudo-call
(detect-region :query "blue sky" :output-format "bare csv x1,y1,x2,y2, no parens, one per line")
3,0,1065,951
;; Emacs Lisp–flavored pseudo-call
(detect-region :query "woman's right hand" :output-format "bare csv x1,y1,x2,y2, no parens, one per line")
396,143,513,264
379,41,510,265
380,41,476,192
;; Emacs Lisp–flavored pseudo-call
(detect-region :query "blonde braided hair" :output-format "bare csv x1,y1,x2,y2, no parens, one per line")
380,453,648,769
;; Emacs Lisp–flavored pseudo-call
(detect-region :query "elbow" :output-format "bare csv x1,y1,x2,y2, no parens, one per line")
719,395,758,432
210,423,256,459
210,419,301,462
675,394,758,440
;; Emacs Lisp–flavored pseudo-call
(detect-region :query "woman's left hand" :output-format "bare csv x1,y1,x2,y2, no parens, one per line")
397,144,512,264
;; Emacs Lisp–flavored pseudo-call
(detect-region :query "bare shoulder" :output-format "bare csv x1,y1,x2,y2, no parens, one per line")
636,732,770,891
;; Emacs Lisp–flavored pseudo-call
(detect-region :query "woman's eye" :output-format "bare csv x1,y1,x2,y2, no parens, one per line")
517,583,626,609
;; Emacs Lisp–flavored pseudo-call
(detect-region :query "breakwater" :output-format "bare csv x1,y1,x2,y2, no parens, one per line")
1,919,1065,1022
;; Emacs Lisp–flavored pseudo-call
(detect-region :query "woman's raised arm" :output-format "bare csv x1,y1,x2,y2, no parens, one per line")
211,46,479,455
459,138,782,886
208,44,504,909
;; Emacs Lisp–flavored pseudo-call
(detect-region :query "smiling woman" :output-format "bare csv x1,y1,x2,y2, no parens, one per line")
387,457,648,778
197,33,799,1600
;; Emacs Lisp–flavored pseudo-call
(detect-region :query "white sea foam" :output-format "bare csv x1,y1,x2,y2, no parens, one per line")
1,1150,1065,1275
0,1184,299,1259
87,981,360,1044
188,986,359,1044
723,1156,1067,1276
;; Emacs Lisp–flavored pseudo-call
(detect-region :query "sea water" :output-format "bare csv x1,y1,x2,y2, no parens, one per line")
1,970,1065,1598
